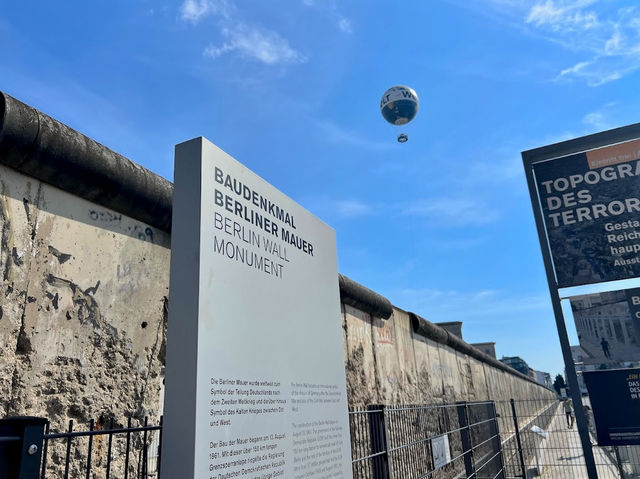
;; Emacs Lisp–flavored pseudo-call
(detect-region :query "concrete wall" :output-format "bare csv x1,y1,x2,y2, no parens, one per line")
343,305,554,407
0,163,170,427
0,91,555,431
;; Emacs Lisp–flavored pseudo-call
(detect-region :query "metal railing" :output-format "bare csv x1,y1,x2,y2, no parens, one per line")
349,401,505,479
3,398,640,478
497,398,640,479
43,416,162,479
0,416,163,479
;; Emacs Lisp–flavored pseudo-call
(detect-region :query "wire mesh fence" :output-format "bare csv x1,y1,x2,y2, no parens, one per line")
495,398,557,478
349,398,640,479
349,401,505,479
611,445,640,479
4,397,640,478
497,398,640,479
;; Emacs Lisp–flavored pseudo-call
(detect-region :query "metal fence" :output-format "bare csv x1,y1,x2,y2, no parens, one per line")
497,398,640,479
349,401,504,479
349,398,640,479
37,416,161,478
495,399,557,478
3,398,640,478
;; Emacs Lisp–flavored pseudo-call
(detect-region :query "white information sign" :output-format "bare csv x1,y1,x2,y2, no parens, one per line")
161,138,353,479
431,434,451,470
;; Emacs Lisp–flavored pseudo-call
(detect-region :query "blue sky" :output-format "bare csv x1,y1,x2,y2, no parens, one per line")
3,0,640,378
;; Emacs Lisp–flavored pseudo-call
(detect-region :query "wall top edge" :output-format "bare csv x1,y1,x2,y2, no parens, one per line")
0,91,174,233
339,274,393,319
410,312,551,390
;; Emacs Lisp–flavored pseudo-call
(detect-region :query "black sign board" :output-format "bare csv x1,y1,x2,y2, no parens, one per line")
583,368,640,446
532,138,640,287
524,124,640,479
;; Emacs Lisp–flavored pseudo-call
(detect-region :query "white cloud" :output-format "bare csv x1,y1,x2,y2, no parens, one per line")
397,287,549,322
604,29,623,55
582,111,607,129
465,156,523,186
338,17,352,33
180,0,230,23
313,119,395,151
427,236,489,250
181,0,305,66
557,56,636,86
204,24,306,64
305,197,374,222
559,60,589,77
526,0,598,30
531,2,640,85
466,0,640,85
334,200,372,218
402,198,500,226
309,193,501,227
302,0,353,33
526,1,565,27
582,102,619,131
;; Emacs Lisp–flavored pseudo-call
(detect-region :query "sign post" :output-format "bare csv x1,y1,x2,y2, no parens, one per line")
161,137,353,478
522,122,640,479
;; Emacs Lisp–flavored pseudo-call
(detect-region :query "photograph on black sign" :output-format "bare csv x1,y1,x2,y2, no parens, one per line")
570,289,640,368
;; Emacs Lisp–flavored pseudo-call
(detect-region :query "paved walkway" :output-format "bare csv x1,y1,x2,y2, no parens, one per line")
530,408,621,479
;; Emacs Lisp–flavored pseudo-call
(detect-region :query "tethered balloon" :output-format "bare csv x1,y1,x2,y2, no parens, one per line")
380,86,419,143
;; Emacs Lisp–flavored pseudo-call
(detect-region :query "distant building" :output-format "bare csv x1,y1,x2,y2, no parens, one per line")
500,356,530,377
471,342,496,359
533,370,552,389
436,321,463,339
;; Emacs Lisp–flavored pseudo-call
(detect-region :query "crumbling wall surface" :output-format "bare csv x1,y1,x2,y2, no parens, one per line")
392,309,420,403
343,304,379,406
0,165,38,417
0,163,170,427
467,356,489,401
371,309,421,404
412,334,443,403
343,303,556,407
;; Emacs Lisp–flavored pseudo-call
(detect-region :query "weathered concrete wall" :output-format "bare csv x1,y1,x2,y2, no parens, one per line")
341,303,555,407
0,91,554,433
0,161,170,426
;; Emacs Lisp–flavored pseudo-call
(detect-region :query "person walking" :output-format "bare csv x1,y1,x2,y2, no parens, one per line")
583,404,595,435
600,337,611,359
563,398,575,429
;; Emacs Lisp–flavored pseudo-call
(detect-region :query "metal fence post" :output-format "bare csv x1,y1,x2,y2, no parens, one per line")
510,399,527,478
614,446,627,479
382,406,394,479
157,415,163,479
489,401,506,479
368,405,391,479
457,401,476,479
0,416,47,479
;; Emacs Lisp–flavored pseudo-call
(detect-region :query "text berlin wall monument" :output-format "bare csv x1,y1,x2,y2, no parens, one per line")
161,138,353,478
